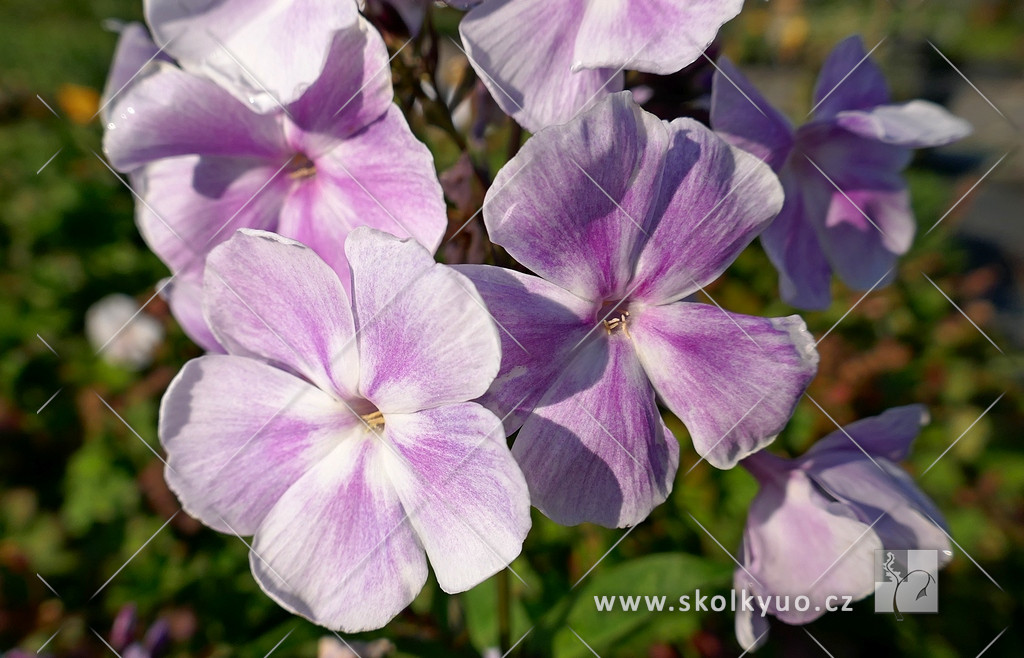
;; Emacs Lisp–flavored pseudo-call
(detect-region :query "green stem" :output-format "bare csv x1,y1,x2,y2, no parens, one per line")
497,568,511,653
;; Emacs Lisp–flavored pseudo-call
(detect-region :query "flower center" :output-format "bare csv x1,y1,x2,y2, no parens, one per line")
361,409,385,430
603,309,630,335
287,153,316,180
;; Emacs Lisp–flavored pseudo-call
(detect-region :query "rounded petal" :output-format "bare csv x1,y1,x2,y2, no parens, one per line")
380,403,531,592
460,0,622,131
710,56,794,171
103,63,285,171
159,355,357,534
835,100,972,148
574,0,743,75
453,265,597,433
513,333,680,528
144,0,359,111
629,119,784,304
101,22,169,124
631,303,818,469
203,230,360,398
346,228,501,413
812,35,889,120
250,435,428,632
160,274,223,353
483,92,666,302
805,405,929,463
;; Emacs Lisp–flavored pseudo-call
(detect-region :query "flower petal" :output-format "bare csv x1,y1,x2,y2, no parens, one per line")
101,22,169,124
453,265,597,433
806,405,929,463
629,119,784,304
835,100,972,148
160,274,223,353
574,0,742,75
483,92,664,301
743,470,880,624
811,35,889,120
732,570,769,652
460,0,622,131
103,63,285,171
513,333,679,528
285,17,394,139
203,230,360,398
145,0,359,111
160,355,356,534
250,434,428,632
380,403,530,592
346,228,501,413
710,56,794,171
631,303,817,469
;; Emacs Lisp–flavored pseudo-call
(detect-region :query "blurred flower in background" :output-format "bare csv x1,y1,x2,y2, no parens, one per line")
85,293,164,370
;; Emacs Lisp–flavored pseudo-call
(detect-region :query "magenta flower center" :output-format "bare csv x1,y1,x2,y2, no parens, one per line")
287,152,317,180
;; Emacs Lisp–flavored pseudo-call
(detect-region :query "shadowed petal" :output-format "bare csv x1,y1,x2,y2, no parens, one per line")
250,435,428,632
346,229,501,413
145,0,359,111
161,274,223,353
460,0,622,131
160,355,358,534
806,405,929,462
631,303,817,469
812,35,889,120
380,403,530,592
101,22,169,124
835,100,972,148
454,265,597,433
104,63,285,171
203,230,360,398
513,334,679,528
710,56,794,171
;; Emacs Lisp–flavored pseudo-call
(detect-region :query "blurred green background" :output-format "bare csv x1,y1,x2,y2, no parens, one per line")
1,0,1022,656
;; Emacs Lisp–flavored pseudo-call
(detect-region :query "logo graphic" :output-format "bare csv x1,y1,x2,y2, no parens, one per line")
874,549,939,619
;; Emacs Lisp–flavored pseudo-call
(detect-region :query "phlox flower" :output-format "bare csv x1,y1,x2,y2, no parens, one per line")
458,0,743,131
711,36,972,309
102,16,446,350
159,228,530,631
457,92,819,528
733,405,951,651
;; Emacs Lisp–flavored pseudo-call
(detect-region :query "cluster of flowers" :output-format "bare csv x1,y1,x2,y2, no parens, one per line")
103,0,970,649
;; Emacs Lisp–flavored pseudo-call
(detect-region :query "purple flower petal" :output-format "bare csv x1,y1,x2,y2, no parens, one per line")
160,355,357,534
835,100,973,147
631,303,818,469
811,35,889,119
513,334,679,528
460,0,622,131
732,570,769,652
380,403,530,592
346,228,501,413
710,56,794,171
144,0,359,112
629,118,784,305
203,230,360,398
103,64,285,171
250,435,429,632
101,22,168,124
160,274,223,353
574,0,743,75
806,404,929,462
454,265,597,433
